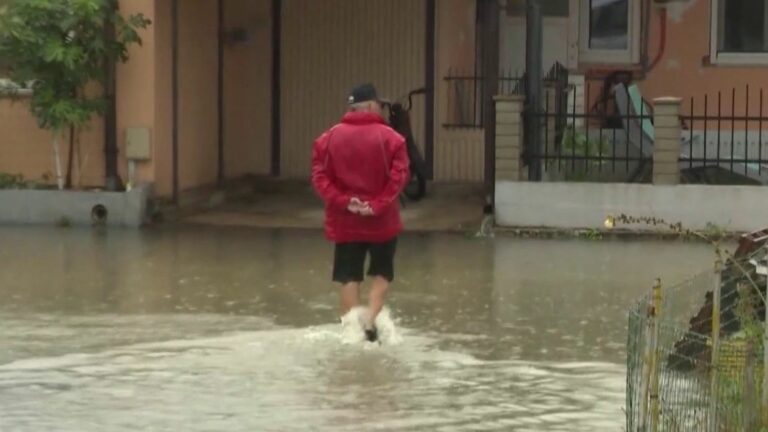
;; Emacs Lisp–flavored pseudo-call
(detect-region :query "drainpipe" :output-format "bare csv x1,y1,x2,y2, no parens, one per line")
424,0,436,180
640,0,651,72
525,0,543,181
647,8,668,72
217,0,225,185
171,0,179,203
270,0,282,177
480,0,500,210
104,0,122,191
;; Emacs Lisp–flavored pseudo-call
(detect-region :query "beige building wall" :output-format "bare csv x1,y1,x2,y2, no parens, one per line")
434,0,484,182
0,99,104,186
1,0,490,194
153,0,174,197
0,0,155,190
223,0,272,178
117,0,157,188
642,0,768,117
280,0,426,179
177,0,219,191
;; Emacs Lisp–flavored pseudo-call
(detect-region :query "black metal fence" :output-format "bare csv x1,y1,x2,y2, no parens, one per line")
680,86,768,185
445,64,768,185
524,80,768,184
443,63,574,129
524,80,654,182
443,69,524,128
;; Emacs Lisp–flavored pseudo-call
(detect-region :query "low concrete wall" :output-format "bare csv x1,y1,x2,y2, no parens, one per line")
495,181,768,232
0,184,152,227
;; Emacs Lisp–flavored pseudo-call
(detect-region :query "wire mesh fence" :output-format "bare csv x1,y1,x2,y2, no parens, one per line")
627,257,768,431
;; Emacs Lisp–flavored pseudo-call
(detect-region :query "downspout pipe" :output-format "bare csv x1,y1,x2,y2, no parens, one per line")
104,0,122,191
171,0,179,203
648,8,668,72
217,0,225,185
525,0,543,181
270,0,281,177
480,0,500,207
639,0,651,71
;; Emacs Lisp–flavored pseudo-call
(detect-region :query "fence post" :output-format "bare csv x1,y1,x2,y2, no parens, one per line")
652,97,682,185
541,86,563,181
744,339,758,430
710,259,723,431
640,278,662,431
495,95,525,181
650,278,662,432
763,257,768,427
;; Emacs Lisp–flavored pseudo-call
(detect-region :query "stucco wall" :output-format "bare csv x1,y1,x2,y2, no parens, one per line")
118,0,157,188
0,99,104,187
223,0,272,178
642,0,768,115
434,0,485,182
0,0,156,190
1,0,493,193
176,0,219,191
280,0,427,179
495,181,768,233
153,0,173,197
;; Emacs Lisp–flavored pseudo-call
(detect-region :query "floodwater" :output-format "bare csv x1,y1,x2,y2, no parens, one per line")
0,226,718,431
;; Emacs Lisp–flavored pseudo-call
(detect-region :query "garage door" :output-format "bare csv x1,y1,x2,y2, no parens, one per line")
280,0,427,178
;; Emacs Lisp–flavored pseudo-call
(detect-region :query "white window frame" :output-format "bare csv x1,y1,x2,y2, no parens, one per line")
710,0,768,66
577,0,641,65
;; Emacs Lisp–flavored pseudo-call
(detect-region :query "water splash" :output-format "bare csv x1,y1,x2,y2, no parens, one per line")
339,306,402,346
474,214,495,238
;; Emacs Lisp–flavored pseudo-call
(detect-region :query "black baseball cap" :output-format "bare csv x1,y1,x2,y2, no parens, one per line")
347,83,388,105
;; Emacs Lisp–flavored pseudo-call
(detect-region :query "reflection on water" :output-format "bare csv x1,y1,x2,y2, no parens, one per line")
0,226,717,431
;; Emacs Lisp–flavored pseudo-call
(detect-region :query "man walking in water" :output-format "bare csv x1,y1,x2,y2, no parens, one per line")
311,83,410,342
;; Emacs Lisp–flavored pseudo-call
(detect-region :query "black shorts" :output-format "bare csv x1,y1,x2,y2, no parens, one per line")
332,238,398,284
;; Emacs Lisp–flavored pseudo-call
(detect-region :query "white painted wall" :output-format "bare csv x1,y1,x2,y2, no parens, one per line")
495,181,768,232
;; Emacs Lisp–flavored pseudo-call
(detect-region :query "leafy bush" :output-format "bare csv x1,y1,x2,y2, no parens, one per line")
0,0,150,189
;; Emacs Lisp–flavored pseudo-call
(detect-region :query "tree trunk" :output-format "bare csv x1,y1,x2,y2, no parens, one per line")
52,133,64,190
65,125,74,189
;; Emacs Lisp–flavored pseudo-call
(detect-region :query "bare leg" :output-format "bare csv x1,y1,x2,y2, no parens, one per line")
340,282,361,316
366,276,389,327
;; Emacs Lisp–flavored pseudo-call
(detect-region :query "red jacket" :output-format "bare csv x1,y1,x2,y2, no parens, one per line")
311,111,410,243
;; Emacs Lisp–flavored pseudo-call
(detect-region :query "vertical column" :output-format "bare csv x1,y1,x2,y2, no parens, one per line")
494,95,525,181
652,97,682,185
116,0,158,190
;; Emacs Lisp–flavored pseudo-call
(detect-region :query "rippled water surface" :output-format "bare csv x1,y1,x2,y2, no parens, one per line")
0,226,717,431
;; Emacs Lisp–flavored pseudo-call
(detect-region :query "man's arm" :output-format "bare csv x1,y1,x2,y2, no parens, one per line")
311,133,351,211
368,134,410,216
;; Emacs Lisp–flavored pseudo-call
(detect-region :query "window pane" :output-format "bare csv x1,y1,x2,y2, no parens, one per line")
507,0,569,18
720,0,767,53
589,0,628,50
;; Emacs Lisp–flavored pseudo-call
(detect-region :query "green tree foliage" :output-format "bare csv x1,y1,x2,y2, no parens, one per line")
0,0,150,188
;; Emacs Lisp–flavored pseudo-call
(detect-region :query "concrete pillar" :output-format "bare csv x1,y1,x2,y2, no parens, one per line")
494,95,525,181
652,97,682,185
